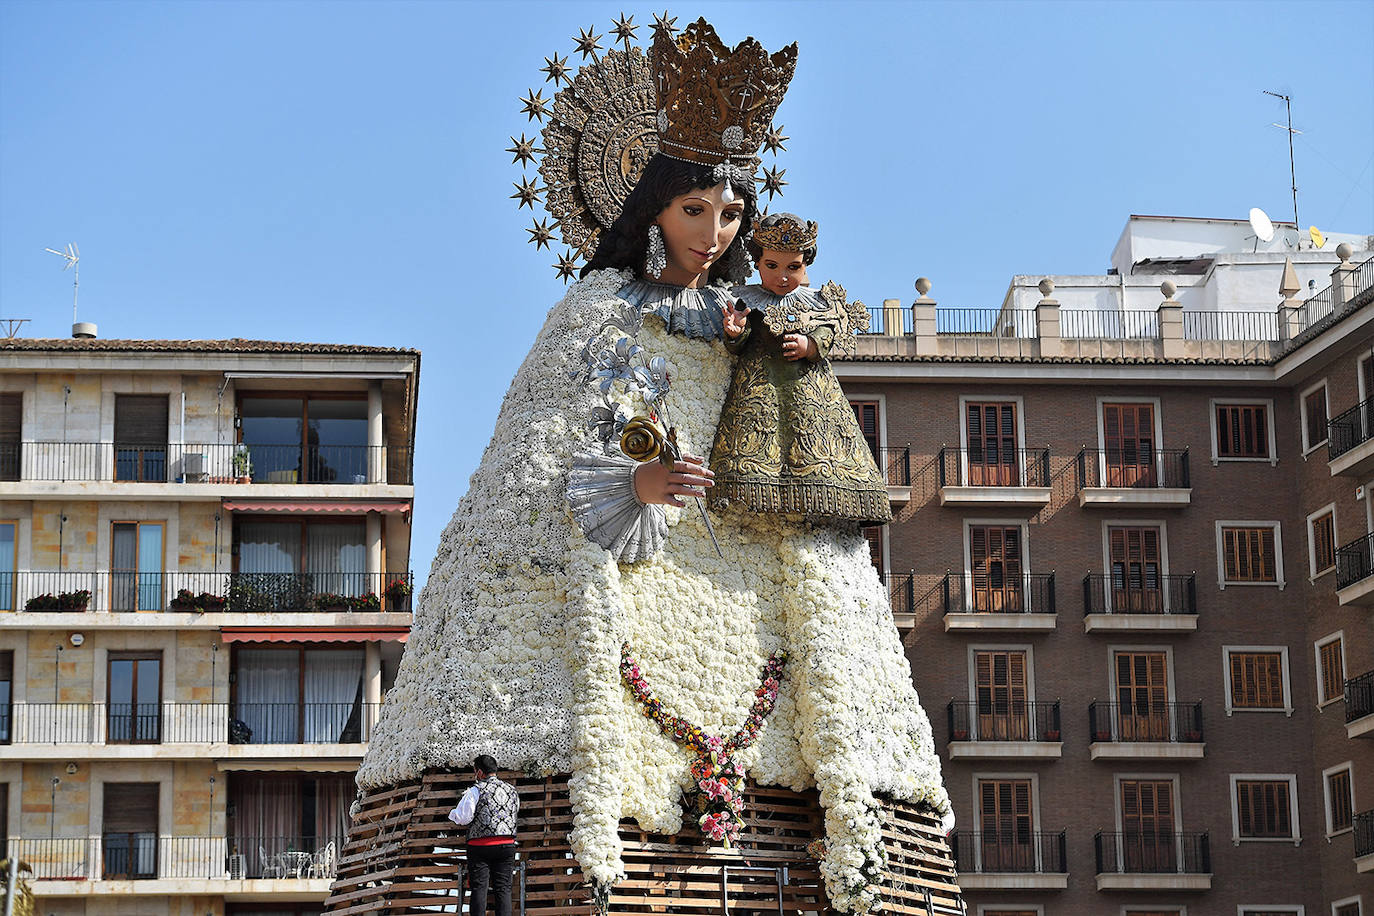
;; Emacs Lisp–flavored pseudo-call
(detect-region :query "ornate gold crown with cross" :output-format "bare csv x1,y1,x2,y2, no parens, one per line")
751,218,818,253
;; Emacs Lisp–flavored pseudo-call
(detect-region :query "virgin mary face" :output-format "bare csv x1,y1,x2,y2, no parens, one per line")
654,183,745,287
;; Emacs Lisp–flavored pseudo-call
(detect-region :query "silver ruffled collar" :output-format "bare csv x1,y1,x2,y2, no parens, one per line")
615,278,730,340
731,284,825,312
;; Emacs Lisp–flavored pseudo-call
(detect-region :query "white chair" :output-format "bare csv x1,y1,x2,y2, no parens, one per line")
227,852,246,880
308,840,337,879
260,845,285,879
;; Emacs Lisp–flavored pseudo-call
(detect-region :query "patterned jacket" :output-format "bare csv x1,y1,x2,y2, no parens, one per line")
468,776,520,840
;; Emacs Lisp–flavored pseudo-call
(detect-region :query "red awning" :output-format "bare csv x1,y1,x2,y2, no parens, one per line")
219,627,409,644
221,499,411,514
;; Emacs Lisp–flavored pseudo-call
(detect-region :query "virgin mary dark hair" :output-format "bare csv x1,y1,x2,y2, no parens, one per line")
580,153,757,284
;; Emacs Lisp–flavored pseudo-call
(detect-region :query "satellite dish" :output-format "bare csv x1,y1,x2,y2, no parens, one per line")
1249,207,1275,242
1310,226,1326,249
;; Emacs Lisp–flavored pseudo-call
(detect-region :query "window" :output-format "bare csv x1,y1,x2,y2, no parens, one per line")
1109,526,1163,611
114,394,168,482
1233,776,1298,841
1115,651,1170,741
969,525,1024,612
1227,649,1287,711
849,400,880,461
108,652,161,744
965,401,1019,486
974,651,1028,741
1216,402,1271,459
228,772,353,879
0,520,14,612
0,393,19,481
1309,507,1336,577
864,527,883,575
1218,523,1282,586
1324,764,1354,835
1317,634,1346,705
1333,899,1362,916
233,647,365,744
1119,779,1176,872
0,651,10,745
102,782,158,879
1240,910,1302,916
111,522,164,611
235,519,368,606
1301,382,1328,452
977,778,1033,872
240,395,369,484
1103,402,1157,487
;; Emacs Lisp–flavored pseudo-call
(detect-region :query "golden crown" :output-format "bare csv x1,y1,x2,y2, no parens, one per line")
650,18,797,167
751,218,818,252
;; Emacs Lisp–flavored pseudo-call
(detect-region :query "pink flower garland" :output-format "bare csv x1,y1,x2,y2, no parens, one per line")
620,643,788,847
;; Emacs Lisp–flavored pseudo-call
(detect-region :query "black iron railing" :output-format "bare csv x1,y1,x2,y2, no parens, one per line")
0,570,413,613
1336,532,1374,590
1094,830,1210,875
947,700,1061,743
1346,670,1374,724
872,446,911,486
1355,810,1374,859
0,441,412,485
7,837,92,879
937,308,1037,336
881,573,916,616
1082,574,1196,616
1,701,381,745
3,835,343,881
950,830,1067,874
1181,311,1279,340
1328,397,1374,460
942,572,1056,615
1088,701,1203,743
937,447,1051,488
1075,447,1190,489
863,305,913,335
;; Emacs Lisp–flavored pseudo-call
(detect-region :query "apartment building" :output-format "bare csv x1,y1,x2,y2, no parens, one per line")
0,334,419,916
838,216,1374,916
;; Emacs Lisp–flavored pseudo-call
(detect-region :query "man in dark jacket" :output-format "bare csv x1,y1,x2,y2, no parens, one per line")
449,754,520,916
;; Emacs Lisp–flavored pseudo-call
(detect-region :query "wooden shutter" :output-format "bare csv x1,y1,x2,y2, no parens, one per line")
1328,768,1353,833
863,527,883,575
850,401,880,460
1222,527,1277,582
1236,780,1291,838
0,394,19,481
974,650,1028,740
970,525,1023,612
1304,387,1328,447
1109,526,1162,611
103,783,159,832
1229,651,1284,709
1120,779,1175,872
1312,512,1335,573
1334,905,1361,916
1115,651,1168,740
114,396,168,445
1103,403,1156,487
1320,638,1345,703
966,402,1018,486
0,650,11,682
1216,404,1268,458
978,778,1032,871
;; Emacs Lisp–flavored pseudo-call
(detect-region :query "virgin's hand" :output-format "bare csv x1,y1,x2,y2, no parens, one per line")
633,455,714,507
783,333,817,361
722,304,750,339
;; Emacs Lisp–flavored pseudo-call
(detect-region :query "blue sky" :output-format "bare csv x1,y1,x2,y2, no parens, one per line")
2,0,1371,583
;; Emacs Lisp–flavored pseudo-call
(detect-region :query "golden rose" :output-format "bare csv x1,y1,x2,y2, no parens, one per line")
619,417,664,462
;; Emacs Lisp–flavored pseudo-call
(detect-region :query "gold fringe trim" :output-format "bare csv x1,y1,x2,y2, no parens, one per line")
709,477,893,525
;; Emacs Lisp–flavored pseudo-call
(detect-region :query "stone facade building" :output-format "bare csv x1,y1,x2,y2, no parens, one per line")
836,216,1374,916
0,336,419,916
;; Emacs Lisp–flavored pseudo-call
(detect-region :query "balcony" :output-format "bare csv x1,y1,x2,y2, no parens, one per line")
941,572,1057,632
874,446,912,506
1328,398,1374,478
936,448,1052,508
1087,701,1204,760
947,700,1062,759
1355,810,1374,873
1074,448,1191,507
0,701,381,755
1346,670,1374,739
883,572,916,631
0,570,413,616
949,830,1068,890
1335,532,1374,605
11,834,338,893
0,441,413,491
1082,574,1197,632
1093,831,1211,891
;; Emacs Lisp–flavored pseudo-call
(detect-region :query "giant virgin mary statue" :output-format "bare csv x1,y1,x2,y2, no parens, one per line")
330,17,958,916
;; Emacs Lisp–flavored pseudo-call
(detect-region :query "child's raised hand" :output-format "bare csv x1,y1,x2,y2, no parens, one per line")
722,302,750,339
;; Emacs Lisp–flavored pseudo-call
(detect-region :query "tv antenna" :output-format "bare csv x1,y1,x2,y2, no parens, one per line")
44,242,80,321
1263,90,1301,249
0,319,31,338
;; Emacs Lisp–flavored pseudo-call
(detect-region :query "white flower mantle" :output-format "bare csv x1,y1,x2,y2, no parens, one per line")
357,269,951,912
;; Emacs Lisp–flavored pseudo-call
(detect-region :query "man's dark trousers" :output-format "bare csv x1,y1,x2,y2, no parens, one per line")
468,843,517,916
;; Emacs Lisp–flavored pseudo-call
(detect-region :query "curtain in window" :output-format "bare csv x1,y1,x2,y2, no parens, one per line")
305,523,366,596
315,774,354,846
236,649,300,743
238,523,301,574
303,650,363,742
232,774,301,877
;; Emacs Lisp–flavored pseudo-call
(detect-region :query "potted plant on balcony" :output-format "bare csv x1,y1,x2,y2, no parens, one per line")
26,590,92,611
232,444,253,484
169,589,228,613
383,578,412,608
350,592,382,611
311,592,350,611
1094,729,1113,742
951,728,969,741
1043,728,1061,741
